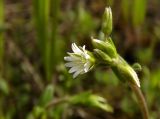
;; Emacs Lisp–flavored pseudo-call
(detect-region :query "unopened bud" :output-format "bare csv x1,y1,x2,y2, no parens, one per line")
102,7,112,36
132,63,142,72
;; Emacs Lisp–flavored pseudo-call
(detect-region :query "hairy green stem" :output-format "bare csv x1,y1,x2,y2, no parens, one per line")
129,82,149,119
111,55,149,119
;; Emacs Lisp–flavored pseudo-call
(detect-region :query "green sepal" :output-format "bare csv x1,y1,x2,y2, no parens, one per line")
104,37,117,57
111,55,140,87
92,38,117,58
94,49,112,65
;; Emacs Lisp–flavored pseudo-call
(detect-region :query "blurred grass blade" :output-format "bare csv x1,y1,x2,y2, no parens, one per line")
132,0,147,27
50,0,61,70
0,0,4,74
70,92,113,112
33,0,50,53
121,0,130,22
33,0,51,80
33,0,61,80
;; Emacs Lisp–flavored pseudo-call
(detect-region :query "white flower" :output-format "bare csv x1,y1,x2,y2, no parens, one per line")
64,43,95,78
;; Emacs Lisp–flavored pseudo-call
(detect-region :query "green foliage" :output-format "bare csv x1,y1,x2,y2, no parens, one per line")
33,0,61,80
132,0,147,27
33,0,51,80
0,78,9,95
2,0,160,118
69,92,113,112
121,0,147,27
121,0,130,21
39,84,54,107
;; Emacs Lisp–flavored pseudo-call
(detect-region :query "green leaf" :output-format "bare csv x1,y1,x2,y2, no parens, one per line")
33,106,45,118
0,78,9,95
69,92,113,112
132,0,147,27
39,84,54,106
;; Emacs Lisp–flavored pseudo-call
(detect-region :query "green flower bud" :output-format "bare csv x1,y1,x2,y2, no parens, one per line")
92,38,117,58
94,49,112,65
102,7,112,36
132,63,142,72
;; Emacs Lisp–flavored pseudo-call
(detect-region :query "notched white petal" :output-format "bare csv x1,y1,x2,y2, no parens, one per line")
73,70,83,78
84,62,91,72
64,56,72,61
65,62,76,67
69,66,81,73
83,45,85,50
64,56,80,61
72,43,82,54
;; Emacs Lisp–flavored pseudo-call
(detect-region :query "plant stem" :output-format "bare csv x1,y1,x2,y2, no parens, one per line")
129,82,149,119
45,96,69,109
111,55,149,118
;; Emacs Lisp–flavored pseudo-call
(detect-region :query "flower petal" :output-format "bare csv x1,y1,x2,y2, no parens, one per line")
72,43,82,54
64,56,72,61
65,62,76,67
73,69,83,78
84,62,91,72
64,56,80,61
83,45,85,51
69,66,82,73
65,61,84,67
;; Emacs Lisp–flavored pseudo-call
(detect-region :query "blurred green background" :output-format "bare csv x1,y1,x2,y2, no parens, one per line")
1,0,160,119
